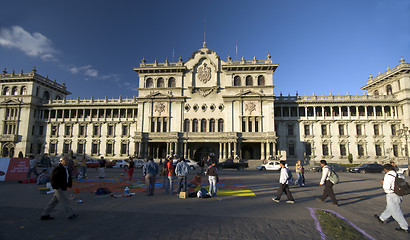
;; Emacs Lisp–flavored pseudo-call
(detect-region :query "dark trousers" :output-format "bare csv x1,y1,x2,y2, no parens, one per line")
321,180,338,204
145,174,156,195
177,176,187,193
275,183,294,201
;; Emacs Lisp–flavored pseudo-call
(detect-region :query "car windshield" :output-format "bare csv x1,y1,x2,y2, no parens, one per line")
399,165,408,168
359,164,368,168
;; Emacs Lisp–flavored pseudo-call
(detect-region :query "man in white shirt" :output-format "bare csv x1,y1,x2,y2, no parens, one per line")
317,160,338,206
272,161,295,204
375,164,408,233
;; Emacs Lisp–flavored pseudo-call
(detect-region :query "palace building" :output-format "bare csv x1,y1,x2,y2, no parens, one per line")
1,43,409,165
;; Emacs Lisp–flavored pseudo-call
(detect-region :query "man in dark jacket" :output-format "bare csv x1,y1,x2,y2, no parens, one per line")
40,156,78,220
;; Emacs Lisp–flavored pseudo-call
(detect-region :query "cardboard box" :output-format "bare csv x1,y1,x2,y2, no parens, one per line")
179,192,187,199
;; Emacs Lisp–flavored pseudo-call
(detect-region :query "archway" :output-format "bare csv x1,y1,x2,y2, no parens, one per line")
2,144,14,157
193,146,216,162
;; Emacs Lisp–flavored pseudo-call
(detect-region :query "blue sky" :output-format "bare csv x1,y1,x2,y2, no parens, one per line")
0,0,409,99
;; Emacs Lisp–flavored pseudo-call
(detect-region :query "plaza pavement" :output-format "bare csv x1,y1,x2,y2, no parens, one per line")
0,167,409,240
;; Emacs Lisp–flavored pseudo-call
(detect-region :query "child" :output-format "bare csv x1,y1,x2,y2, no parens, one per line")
37,169,50,185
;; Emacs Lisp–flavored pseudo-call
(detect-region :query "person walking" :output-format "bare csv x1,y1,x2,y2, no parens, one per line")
166,157,175,194
40,153,52,176
80,156,87,179
295,160,304,187
128,158,135,181
27,155,39,179
142,157,158,196
317,160,338,206
175,157,189,195
98,156,106,179
272,161,295,204
375,164,409,233
40,156,78,220
206,161,218,197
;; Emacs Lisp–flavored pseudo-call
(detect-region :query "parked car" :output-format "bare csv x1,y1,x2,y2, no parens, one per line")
185,159,199,170
309,163,346,172
217,160,248,171
348,163,384,173
256,161,281,171
86,159,114,168
397,165,409,175
112,159,129,168
134,159,145,169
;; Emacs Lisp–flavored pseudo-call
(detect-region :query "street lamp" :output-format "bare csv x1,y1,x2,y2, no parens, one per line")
397,124,410,176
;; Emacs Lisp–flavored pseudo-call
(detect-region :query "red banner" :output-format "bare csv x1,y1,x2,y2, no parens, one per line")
5,158,30,181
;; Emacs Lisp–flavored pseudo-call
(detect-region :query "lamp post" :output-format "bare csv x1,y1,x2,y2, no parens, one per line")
398,124,410,176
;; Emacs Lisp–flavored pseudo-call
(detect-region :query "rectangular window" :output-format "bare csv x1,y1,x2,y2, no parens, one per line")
51,125,58,136
391,125,397,136
375,144,382,156
374,124,380,136
299,107,305,117
108,125,114,136
65,125,71,136
305,143,312,156
242,120,246,132
106,143,113,155
39,126,44,136
77,143,84,155
322,144,329,156
393,144,398,157
287,124,294,136
63,143,70,155
121,143,127,155
79,125,85,136
289,143,295,156
356,125,362,136
49,143,56,154
321,125,327,136
358,144,364,156
255,119,259,132
151,120,155,132
162,120,167,132
248,120,253,132
304,125,310,136
93,125,100,136
157,119,161,132
340,144,346,156
338,125,344,136
122,125,129,136
92,143,98,155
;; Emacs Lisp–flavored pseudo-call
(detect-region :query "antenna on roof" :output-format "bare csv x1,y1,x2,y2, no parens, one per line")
172,42,175,62
236,40,238,61
203,19,206,44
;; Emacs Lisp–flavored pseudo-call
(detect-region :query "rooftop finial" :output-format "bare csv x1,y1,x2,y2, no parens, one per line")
227,54,231,61
400,56,405,63
141,57,146,64
32,66,37,72
203,19,206,46
267,52,271,59
2,68,7,74
178,56,183,62
368,74,373,79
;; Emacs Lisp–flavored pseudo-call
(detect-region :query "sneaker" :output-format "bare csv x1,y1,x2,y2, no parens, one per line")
272,197,280,203
40,215,54,220
395,227,409,233
316,198,324,202
286,200,295,204
67,213,79,220
374,215,386,224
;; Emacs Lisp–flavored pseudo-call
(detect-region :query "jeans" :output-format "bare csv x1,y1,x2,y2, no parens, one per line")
166,175,174,194
274,183,294,201
145,174,156,195
98,167,105,178
80,166,87,177
295,172,303,186
177,176,187,193
208,176,217,196
380,193,408,230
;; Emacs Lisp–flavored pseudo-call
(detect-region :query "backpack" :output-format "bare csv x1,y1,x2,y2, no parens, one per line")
328,169,339,184
287,168,294,184
392,174,410,196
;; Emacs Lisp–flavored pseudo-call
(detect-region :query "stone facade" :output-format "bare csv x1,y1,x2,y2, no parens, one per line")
0,45,409,165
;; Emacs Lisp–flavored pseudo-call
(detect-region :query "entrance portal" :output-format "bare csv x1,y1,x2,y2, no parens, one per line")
192,145,217,162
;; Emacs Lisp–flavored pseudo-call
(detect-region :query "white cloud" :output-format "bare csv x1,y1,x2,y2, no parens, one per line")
67,65,99,77
0,25,58,61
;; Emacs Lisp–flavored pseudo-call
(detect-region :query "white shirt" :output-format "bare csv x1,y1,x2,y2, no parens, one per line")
279,167,290,184
320,166,330,185
383,170,405,194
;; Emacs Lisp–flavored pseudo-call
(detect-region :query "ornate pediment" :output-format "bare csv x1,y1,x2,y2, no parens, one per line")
1,98,22,105
144,91,172,98
190,86,218,97
236,89,264,97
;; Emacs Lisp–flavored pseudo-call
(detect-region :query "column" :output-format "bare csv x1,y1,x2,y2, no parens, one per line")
364,106,368,117
261,142,265,160
219,142,223,160
156,148,159,159
382,105,385,119
233,142,237,158
184,142,188,159
166,142,170,156
136,142,140,157
228,142,232,158
144,142,148,158
268,142,272,158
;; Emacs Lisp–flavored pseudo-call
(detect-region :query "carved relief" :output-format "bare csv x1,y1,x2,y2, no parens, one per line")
197,63,211,83
154,102,167,116
244,101,259,116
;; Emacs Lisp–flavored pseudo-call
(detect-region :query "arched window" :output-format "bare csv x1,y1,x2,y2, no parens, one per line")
209,119,215,132
168,77,176,88
386,85,392,95
3,87,10,95
20,86,27,95
257,75,265,86
12,86,18,95
246,75,253,86
201,119,207,132
192,119,198,132
218,119,224,132
183,119,190,132
146,78,153,88
373,90,379,96
43,91,50,101
157,78,164,88
234,76,241,86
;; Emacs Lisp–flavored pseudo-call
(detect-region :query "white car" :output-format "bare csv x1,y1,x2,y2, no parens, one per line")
256,161,282,171
112,159,129,168
397,165,409,175
185,159,199,170
134,159,145,169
